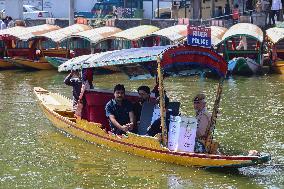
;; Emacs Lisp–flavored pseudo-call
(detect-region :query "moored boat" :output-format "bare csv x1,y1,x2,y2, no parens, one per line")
12,57,54,70
266,27,284,74
273,61,284,74
0,24,60,70
108,25,160,50
0,57,14,69
45,56,69,68
34,45,270,168
29,24,92,69
221,23,264,75
44,26,123,68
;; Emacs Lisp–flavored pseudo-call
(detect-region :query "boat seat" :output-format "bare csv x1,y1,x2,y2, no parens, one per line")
138,102,156,135
54,110,75,118
137,101,180,135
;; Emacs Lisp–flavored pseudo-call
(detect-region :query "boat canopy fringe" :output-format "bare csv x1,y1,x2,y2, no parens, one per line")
59,45,227,79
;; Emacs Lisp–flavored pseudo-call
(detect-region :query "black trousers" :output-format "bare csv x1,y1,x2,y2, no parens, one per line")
269,10,278,25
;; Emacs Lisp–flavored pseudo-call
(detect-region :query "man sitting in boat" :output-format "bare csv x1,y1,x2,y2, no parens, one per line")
193,94,212,153
105,84,136,135
64,70,82,112
133,85,152,133
146,86,170,137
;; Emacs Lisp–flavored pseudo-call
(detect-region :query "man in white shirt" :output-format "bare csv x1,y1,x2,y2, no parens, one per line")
270,0,283,24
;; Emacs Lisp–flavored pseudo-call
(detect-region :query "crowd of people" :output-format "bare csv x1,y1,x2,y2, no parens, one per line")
215,0,284,26
64,70,212,153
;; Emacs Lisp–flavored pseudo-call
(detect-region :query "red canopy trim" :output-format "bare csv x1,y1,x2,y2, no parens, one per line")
160,45,228,78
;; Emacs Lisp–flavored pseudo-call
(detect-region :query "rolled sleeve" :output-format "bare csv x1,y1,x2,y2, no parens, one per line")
105,101,114,118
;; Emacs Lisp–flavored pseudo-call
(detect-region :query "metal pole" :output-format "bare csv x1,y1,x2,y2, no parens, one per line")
69,0,75,26
157,56,167,147
171,0,173,19
243,0,245,15
157,0,160,18
184,0,186,18
211,0,215,18
152,0,154,19
131,0,133,18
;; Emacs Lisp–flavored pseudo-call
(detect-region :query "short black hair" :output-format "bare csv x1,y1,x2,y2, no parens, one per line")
114,84,125,93
137,85,150,94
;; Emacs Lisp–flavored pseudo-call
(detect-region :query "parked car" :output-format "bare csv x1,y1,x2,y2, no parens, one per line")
23,5,51,19
0,5,51,20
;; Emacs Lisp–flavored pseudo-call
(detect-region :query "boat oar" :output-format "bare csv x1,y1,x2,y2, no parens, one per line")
157,55,167,147
204,78,224,153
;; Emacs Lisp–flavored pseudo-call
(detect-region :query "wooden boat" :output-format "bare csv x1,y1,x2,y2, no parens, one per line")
272,61,284,74
0,26,25,69
266,27,284,74
150,25,187,45
35,45,270,168
12,57,54,70
68,26,122,55
0,57,14,69
22,24,92,69
0,24,60,70
108,25,160,50
45,26,123,68
221,23,264,75
45,56,69,68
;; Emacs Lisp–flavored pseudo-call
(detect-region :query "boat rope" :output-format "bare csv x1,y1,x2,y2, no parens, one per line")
205,78,224,153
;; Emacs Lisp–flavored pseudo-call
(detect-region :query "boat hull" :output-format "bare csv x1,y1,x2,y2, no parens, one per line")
272,60,284,74
12,57,55,70
0,58,17,69
45,56,69,68
34,87,270,168
228,58,262,75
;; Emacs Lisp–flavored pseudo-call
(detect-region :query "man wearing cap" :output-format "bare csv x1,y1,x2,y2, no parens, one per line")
193,94,211,153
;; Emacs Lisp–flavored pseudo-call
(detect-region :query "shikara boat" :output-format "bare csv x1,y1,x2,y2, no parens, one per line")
31,24,92,68
150,25,187,45
44,56,69,68
108,25,160,50
0,24,61,70
45,26,122,68
221,23,264,75
34,45,270,168
0,26,25,69
266,27,284,74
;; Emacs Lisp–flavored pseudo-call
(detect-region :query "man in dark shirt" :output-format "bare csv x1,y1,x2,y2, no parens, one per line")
64,70,82,111
133,86,151,122
105,84,135,135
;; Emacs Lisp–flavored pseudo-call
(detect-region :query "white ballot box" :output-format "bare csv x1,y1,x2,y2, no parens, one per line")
168,116,197,152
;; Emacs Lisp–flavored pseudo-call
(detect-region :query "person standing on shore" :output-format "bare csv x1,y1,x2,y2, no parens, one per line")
270,0,282,25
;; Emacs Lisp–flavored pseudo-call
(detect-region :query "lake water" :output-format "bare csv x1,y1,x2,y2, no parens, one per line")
0,70,283,188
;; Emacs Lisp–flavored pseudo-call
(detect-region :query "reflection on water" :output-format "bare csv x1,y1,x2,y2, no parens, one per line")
0,70,283,188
